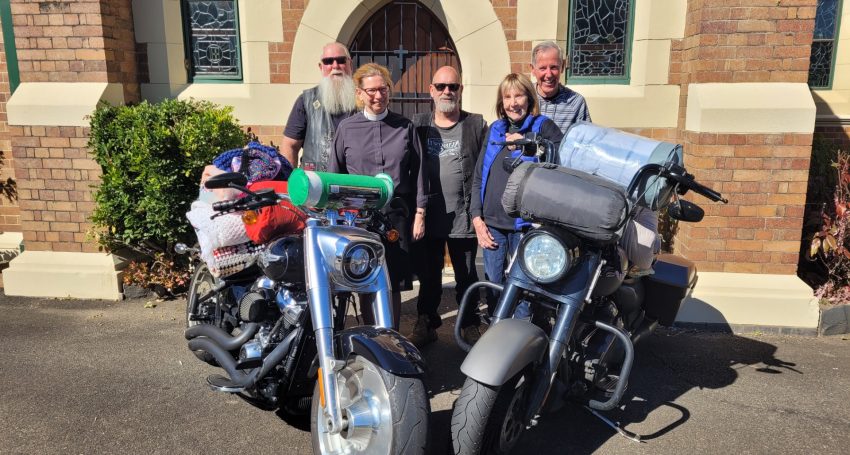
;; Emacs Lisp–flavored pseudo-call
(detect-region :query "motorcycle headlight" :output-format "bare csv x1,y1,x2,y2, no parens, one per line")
341,243,377,283
519,231,572,283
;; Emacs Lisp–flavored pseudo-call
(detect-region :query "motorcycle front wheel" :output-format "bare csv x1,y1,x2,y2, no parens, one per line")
310,355,429,455
450,371,529,455
185,263,218,365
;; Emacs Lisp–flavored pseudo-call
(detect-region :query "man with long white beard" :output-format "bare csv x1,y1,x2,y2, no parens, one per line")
281,42,357,170
408,66,488,347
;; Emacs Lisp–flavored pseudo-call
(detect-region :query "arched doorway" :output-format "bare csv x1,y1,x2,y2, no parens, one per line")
349,1,461,118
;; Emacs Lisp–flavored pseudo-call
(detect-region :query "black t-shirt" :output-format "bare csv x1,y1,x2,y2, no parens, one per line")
283,93,352,141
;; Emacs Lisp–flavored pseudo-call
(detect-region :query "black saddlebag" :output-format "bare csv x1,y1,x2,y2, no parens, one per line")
643,254,697,326
502,162,629,243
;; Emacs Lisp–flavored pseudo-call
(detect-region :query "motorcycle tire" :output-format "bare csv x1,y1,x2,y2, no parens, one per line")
185,263,218,365
450,371,529,455
310,355,429,454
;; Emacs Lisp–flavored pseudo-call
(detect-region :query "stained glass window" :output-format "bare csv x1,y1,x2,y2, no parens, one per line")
183,0,242,80
808,0,842,89
568,0,633,81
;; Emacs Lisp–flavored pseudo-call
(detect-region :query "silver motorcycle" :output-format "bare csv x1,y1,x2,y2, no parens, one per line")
182,169,429,454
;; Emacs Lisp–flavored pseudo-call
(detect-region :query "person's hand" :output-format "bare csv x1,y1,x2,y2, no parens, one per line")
505,132,523,151
413,213,425,241
473,217,498,250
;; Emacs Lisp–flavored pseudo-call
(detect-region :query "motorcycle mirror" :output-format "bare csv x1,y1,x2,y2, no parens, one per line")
174,243,190,255
205,172,247,189
668,199,704,222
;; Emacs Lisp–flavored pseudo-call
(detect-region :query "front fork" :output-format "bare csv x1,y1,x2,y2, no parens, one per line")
303,220,394,435
491,253,605,425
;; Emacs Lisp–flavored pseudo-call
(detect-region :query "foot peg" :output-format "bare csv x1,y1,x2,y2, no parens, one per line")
596,375,623,398
207,374,246,393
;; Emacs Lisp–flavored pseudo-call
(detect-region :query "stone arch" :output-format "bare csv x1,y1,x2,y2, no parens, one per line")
290,0,511,117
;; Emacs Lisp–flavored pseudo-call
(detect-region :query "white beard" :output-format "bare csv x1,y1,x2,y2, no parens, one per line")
318,75,356,115
435,99,458,113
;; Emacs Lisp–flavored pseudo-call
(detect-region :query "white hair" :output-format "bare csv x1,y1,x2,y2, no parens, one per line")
318,73,356,115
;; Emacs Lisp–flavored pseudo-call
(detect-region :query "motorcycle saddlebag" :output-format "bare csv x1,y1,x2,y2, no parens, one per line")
502,162,629,243
643,254,697,326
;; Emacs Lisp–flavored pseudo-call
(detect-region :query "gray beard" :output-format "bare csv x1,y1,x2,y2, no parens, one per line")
435,99,457,113
318,76,356,115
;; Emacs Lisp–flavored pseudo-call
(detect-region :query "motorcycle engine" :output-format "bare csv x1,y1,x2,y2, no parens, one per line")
239,290,275,322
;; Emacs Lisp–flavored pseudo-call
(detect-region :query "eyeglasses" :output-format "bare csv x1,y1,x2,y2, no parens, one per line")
321,56,348,65
361,86,389,96
433,83,460,92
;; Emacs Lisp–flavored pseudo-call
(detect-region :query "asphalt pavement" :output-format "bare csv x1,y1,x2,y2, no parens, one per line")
1,288,849,454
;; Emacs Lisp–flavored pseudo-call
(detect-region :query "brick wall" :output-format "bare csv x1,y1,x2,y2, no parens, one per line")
10,0,140,101
0,13,20,233
7,0,140,252
270,0,307,84
670,0,817,274
492,0,531,74
12,125,99,252
816,125,850,152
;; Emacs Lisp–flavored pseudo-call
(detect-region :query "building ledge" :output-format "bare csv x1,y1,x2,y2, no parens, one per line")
2,251,125,300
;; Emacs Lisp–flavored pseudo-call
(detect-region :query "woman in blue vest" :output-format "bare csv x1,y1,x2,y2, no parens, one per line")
470,73,563,316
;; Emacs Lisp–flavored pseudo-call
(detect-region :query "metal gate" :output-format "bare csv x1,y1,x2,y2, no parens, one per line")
349,1,461,119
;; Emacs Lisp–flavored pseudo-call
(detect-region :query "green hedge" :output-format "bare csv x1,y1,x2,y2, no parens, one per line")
88,99,247,253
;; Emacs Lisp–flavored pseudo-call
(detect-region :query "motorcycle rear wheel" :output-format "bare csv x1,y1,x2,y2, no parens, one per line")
310,355,429,454
185,263,218,365
450,372,529,455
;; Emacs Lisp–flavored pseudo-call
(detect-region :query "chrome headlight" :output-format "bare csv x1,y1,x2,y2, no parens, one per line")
519,231,573,283
341,243,378,283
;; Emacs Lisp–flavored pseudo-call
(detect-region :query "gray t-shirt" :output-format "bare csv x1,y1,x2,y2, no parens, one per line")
424,120,464,238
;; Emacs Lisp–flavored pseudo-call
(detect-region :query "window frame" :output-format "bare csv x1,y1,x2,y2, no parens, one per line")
0,0,19,94
180,0,244,83
566,0,635,85
809,0,844,90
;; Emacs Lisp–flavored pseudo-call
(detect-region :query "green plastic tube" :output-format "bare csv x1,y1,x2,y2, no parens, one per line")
288,168,394,210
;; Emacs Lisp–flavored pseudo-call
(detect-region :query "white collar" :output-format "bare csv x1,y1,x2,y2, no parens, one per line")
363,109,388,121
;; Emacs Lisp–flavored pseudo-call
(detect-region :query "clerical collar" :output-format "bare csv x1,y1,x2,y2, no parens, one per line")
363,109,388,121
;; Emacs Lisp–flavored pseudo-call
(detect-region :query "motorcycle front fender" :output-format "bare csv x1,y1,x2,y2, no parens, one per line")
335,326,426,376
460,318,548,387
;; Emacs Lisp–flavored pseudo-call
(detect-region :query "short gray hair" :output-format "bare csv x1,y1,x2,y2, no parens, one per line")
531,41,565,67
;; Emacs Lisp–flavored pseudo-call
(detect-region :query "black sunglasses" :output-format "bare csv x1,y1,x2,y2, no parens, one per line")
433,83,460,92
321,56,348,65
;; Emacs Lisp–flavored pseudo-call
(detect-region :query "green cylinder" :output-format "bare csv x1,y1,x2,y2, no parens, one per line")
288,168,394,210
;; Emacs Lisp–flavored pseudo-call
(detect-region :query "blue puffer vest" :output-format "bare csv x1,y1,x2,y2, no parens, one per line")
480,114,547,231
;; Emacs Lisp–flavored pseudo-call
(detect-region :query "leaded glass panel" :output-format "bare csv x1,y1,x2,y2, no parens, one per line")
184,0,241,79
569,0,632,79
809,0,841,89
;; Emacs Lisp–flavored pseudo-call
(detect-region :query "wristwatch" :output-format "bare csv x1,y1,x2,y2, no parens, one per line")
416,208,426,217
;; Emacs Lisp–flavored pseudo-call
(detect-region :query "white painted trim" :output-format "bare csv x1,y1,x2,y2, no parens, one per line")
7,83,125,127
686,83,816,133
2,251,124,300
678,272,819,329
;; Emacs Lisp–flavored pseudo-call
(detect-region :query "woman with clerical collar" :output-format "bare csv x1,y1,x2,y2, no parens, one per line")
329,63,427,328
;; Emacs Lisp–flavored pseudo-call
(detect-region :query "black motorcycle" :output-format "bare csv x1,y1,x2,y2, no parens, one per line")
449,138,726,454
179,170,429,454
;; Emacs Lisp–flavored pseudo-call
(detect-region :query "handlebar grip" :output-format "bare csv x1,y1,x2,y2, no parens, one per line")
212,199,242,212
691,182,728,203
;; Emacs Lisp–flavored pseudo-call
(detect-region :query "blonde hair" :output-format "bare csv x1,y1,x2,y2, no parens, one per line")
495,73,539,119
353,63,392,109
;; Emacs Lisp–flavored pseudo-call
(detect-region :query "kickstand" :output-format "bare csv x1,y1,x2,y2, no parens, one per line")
583,406,643,443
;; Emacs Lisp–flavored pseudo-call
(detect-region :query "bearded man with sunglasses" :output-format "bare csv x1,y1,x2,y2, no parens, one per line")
281,42,357,171
407,66,488,347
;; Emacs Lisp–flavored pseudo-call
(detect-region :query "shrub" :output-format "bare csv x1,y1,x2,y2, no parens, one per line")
88,98,247,255
804,147,850,304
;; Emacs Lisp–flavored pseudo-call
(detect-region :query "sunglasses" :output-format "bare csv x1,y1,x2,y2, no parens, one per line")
433,83,460,92
321,56,348,65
